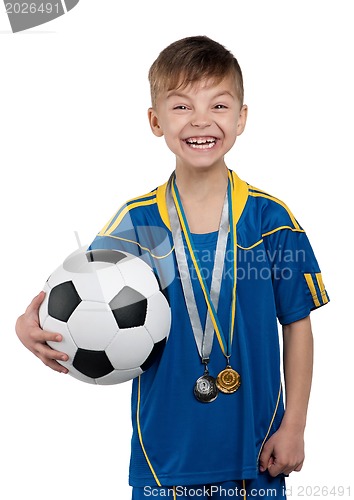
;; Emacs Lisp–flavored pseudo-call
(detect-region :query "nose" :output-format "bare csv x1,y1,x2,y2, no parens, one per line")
191,110,211,128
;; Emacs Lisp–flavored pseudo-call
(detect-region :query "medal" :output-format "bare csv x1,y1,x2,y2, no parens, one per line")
194,373,218,403
166,171,242,402
216,366,241,394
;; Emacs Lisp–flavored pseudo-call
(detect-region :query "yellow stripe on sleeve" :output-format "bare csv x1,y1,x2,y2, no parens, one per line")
316,273,329,304
249,191,301,230
98,191,158,236
125,189,157,205
102,198,157,236
262,226,305,238
304,273,321,307
98,210,120,236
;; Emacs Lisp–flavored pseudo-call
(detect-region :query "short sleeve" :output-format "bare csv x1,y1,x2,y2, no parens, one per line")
87,202,175,292
263,228,329,325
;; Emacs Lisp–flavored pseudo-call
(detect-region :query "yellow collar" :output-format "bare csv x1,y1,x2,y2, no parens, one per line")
156,170,249,231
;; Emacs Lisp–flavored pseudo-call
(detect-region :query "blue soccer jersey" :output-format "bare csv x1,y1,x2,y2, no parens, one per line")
89,170,329,487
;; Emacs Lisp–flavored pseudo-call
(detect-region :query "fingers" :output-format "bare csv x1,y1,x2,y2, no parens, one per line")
259,438,304,477
294,462,304,472
26,324,66,353
267,458,304,477
27,325,69,371
32,326,63,345
259,441,273,473
26,290,46,314
25,293,67,346
34,337,69,363
17,293,70,374
34,343,69,374
267,462,285,477
42,358,69,374
35,340,68,361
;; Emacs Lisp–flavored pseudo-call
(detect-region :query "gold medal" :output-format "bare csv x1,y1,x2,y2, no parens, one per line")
216,366,241,394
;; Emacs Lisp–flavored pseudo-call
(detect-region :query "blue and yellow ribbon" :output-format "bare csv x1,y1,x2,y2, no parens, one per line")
171,171,237,358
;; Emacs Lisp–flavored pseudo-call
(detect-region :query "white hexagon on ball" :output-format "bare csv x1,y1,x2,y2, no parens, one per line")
67,301,119,350
106,326,154,370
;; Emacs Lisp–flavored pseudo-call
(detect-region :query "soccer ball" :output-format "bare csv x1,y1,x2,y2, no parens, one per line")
39,247,171,385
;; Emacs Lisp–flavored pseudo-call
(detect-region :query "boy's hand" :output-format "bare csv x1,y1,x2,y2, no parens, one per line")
15,291,69,374
259,425,305,477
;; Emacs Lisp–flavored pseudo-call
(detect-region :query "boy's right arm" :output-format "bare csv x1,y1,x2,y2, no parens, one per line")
15,291,69,374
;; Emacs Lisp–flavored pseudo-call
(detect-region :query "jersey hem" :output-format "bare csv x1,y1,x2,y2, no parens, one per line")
279,296,329,325
129,466,258,487
278,305,312,325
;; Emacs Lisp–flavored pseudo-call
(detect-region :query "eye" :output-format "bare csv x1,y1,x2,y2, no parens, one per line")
214,104,228,110
173,105,189,110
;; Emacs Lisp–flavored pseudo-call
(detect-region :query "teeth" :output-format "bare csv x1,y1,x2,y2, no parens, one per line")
188,142,216,149
186,137,216,145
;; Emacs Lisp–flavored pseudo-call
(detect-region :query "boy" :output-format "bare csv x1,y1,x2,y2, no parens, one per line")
16,36,329,498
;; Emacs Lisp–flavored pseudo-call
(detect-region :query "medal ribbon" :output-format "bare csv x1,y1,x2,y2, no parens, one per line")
166,171,237,361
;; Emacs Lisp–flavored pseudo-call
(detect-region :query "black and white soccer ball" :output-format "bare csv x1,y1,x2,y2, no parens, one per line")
39,248,171,385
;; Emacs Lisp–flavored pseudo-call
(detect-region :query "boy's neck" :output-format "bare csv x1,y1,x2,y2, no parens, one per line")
174,163,229,234
174,163,229,202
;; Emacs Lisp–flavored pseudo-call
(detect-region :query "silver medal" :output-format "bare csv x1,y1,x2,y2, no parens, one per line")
193,374,218,403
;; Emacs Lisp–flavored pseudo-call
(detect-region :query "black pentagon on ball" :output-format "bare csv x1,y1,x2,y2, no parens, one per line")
86,249,127,264
48,281,82,322
141,338,166,372
73,348,114,379
109,286,147,328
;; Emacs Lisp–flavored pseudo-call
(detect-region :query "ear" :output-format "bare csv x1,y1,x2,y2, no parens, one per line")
148,107,164,137
236,104,248,137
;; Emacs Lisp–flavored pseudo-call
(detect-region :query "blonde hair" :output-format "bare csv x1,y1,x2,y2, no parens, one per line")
148,36,244,108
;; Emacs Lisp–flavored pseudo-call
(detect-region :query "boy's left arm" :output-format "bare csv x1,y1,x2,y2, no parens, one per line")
259,315,314,477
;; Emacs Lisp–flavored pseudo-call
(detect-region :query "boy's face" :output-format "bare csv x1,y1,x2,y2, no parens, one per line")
148,75,247,172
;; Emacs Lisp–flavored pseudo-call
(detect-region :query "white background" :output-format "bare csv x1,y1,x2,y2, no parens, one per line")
1,1,352,499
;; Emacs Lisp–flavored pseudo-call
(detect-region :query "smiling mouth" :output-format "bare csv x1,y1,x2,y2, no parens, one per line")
184,137,218,149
